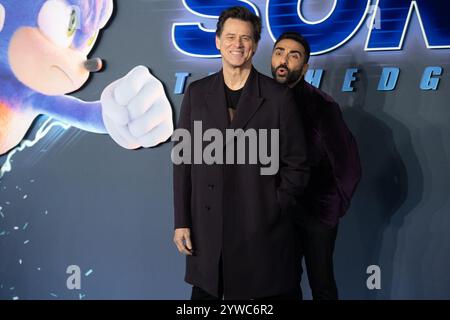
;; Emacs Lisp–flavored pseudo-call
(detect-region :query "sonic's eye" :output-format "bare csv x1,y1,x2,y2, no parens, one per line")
38,0,78,48
87,31,98,48
67,9,78,37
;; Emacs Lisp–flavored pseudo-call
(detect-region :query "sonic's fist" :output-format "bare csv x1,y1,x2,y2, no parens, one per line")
101,66,173,149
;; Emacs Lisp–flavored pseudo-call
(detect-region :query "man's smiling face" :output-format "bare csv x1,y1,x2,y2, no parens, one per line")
216,18,257,69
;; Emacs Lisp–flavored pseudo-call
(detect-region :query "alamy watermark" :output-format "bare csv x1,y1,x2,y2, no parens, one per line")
366,5,382,30
66,265,81,290
171,121,280,176
366,265,381,290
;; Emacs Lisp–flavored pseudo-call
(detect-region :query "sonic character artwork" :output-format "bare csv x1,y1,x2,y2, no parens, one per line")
0,0,173,156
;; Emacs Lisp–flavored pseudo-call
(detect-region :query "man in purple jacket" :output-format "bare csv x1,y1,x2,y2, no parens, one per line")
271,32,362,300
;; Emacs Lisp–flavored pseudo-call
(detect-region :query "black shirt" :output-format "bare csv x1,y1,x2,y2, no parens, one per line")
224,84,243,123
225,85,243,110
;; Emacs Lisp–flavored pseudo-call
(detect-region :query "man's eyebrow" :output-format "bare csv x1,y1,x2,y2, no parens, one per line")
274,47,285,51
289,50,303,56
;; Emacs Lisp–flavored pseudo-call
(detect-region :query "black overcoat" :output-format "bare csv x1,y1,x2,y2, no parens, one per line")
173,67,310,299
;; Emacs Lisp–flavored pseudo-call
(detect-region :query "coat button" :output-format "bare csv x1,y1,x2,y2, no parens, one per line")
208,184,214,190
205,205,211,211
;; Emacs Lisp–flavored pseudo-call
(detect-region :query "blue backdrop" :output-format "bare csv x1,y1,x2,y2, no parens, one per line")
1,0,449,299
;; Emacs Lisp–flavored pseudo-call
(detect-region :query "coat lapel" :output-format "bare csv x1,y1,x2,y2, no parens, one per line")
204,67,265,147
228,67,264,131
205,70,229,134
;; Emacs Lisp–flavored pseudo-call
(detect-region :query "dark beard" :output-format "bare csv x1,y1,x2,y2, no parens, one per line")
271,65,302,86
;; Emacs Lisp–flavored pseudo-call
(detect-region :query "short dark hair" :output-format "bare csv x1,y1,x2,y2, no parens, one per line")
216,6,262,43
274,32,311,63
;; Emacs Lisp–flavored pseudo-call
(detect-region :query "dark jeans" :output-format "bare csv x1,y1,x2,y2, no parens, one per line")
293,212,339,300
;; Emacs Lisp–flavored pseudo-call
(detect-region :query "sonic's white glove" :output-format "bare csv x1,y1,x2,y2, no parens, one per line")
101,66,173,149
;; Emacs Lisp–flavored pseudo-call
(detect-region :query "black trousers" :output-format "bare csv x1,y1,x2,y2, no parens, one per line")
191,286,222,300
191,255,300,300
191,286,300,300
293,213,339,300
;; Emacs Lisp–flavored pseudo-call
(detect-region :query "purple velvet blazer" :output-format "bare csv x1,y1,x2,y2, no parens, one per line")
293,80,362,227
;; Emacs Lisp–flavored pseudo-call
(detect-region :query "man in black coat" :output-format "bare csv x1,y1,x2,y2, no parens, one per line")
172,7,310,300
271,32,362,300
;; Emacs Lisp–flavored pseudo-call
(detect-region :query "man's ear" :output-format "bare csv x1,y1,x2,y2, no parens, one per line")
215,35,220,50
253,42,258,56
302,63,309,77
0,3,5,32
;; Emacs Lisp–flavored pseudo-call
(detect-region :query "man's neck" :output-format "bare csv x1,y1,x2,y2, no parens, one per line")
288,76,304,89
223,63,252,90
